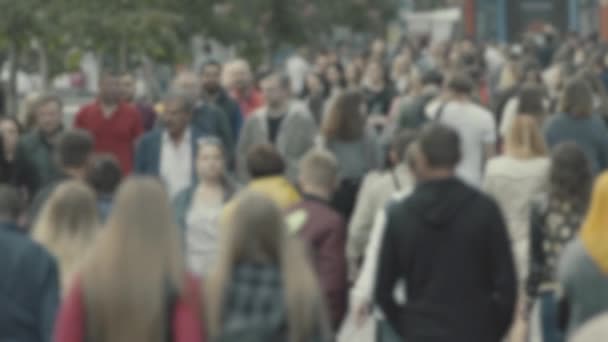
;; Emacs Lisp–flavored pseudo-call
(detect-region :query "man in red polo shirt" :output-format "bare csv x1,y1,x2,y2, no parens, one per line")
75,71,143,174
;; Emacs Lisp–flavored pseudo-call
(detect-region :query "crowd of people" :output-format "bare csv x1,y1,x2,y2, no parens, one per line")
3,29,608,342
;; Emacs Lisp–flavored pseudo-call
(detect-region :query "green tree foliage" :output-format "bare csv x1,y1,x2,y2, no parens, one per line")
1,0,401,70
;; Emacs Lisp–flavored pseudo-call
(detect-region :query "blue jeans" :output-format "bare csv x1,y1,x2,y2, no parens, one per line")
539,291,564,342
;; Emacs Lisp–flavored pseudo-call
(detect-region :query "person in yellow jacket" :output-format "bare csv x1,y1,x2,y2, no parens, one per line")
223,144,301,224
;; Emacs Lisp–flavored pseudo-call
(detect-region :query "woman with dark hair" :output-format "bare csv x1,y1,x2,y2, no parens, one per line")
527,142,593,342
320,91,382,219
544,77,608,175
173,137,238,276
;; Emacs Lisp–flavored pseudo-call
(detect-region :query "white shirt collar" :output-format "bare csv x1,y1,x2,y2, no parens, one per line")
163,127,191,147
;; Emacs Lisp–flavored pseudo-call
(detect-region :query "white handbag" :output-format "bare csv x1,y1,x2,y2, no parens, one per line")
337,310,376,342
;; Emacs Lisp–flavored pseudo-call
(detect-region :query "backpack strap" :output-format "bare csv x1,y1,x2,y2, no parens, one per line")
433,102,448,122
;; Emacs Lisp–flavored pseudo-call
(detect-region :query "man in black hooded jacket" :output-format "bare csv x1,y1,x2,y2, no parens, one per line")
375,124,517,342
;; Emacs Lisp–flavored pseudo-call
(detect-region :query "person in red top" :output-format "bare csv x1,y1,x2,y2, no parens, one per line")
74,71,143,174
225,59,264,117
54,177,204,342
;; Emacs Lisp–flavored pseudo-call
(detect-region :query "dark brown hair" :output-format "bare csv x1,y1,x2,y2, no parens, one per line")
321,90,365,141
56,129,94,169
560,77,594,117
87,154,122,195
418,124,461,168
549,142,592,207
518,84,546,117
246,144,286,178
447,73,474,95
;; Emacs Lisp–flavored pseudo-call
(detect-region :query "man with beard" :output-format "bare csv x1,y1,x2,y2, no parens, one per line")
200,61,243,139
14,95,65,194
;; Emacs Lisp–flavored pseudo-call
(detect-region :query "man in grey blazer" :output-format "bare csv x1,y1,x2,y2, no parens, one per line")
237,73,317,181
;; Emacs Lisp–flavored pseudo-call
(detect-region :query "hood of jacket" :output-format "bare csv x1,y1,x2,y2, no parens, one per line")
409,177,479,230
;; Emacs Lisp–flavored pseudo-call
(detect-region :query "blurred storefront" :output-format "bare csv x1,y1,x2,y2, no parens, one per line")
465,0,599,42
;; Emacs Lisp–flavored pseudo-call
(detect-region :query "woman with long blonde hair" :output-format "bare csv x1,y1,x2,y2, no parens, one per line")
54,177,204,342
485,115,549,278
206,191,331,342
484,115,550,342
33,180,98,293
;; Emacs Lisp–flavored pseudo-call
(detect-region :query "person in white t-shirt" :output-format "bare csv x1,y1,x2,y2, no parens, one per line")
426,74,497,188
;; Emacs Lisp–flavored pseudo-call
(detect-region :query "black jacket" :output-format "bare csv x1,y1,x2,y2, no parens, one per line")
0,221,59,342
375,178,517,342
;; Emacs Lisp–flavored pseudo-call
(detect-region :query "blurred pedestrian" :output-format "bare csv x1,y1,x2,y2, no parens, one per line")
224,59,264,117
320,90,382,219
572,313,608,342
0,116,37,194
119,72,158,132
0,117,21,166
363,61,396,132
200,61,243,139
29,129,94,224
499,84,549,139
345,63,363,91
301,72,329,125
375,124,517,342
484,115,550,282
237,73,316,181
287,47,312,96
14,94,64,194
172,71,234,155
33,181,99,293
75,71,143,174
54,177,204,342
347,130,416,279
483,115,550,341
528,143,592,342
544,77,608,175
396,70,443,130
0,185,59,342
174,137,238,276
135,92,207,199
430,74,497,188
87,154,122,222
205,191,331,342
287,149,347,329
557,172,608,338
324,64,346,99
237,143,300,210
